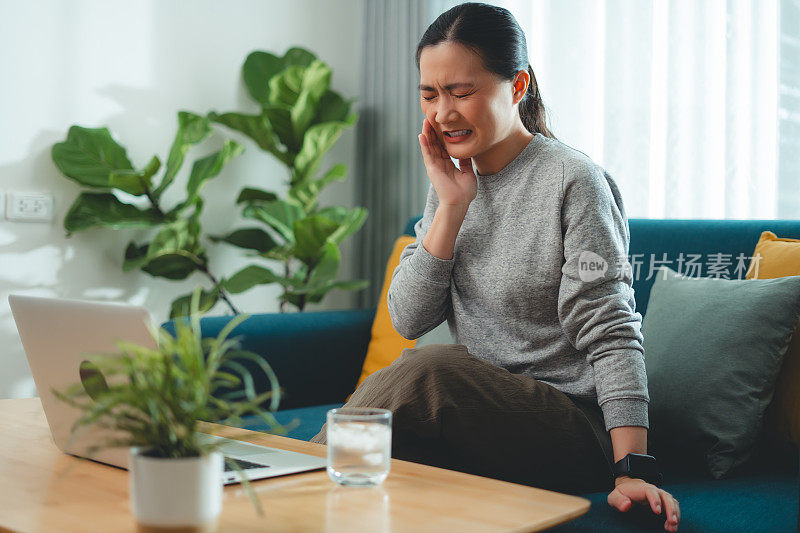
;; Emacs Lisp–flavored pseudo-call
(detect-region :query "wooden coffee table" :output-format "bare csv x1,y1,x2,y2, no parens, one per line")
0,398,590,532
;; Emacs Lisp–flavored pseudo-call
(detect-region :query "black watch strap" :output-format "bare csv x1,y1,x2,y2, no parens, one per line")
612,453,663,487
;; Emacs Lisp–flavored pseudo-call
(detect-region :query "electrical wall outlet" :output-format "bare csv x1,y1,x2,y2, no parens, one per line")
6,191,54,222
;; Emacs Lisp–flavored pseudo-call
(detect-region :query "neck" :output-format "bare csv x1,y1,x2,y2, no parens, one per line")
473,128,535,176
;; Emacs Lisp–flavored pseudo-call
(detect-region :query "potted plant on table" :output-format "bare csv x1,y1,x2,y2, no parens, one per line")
53,288,286,531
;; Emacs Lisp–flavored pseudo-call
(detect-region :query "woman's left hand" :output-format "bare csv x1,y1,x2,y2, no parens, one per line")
608,477,681,532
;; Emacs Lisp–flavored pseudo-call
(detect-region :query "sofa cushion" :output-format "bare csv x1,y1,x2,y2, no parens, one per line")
163,310,374,411
241,402,345,442
642,265,800,479
549,466,798,532
353,236,418,395
746,230,800,446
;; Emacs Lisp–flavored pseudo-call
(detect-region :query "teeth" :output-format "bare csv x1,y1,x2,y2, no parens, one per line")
445,129,471,137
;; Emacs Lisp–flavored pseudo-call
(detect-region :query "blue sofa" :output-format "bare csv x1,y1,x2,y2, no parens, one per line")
172,217,800,532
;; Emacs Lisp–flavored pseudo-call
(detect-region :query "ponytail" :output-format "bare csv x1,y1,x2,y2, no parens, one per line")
519,65,555,139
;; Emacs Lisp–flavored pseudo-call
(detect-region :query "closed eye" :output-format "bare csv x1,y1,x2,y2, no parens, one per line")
422,93,472,101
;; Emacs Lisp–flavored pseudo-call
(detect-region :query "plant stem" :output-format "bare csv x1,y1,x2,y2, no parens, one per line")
198,263,241,315
144,187,166,218
280,261,290,313
296,263,313,312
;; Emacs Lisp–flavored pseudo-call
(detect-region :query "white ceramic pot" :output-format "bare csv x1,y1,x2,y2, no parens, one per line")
129,447,223,532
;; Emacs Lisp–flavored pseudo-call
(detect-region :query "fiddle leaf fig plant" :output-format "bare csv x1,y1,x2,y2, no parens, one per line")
51,46,369,316
51,113,245,318
209,47,369,312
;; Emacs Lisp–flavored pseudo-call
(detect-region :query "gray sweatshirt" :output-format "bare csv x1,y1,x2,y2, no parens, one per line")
386,132,649,431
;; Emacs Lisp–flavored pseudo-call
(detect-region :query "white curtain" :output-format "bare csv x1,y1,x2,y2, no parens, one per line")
476,0,794,219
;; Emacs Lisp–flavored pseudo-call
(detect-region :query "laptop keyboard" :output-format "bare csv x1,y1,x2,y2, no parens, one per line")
224,457,270,472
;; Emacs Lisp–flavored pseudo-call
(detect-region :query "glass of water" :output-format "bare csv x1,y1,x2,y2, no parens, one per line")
326,407,392,486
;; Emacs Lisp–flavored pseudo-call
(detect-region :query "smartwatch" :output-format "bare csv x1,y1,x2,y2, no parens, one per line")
612,453,663,487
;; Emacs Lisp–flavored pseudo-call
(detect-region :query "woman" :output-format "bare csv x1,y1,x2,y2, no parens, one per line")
312,3,680,531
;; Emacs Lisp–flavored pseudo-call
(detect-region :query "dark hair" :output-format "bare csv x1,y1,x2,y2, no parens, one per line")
415,2,556,139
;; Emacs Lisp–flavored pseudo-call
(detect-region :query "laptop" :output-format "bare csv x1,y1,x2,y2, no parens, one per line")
8,294,327,485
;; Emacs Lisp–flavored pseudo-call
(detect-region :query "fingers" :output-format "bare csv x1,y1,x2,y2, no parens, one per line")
423,118,446,160
458,158,474,175
656,490,679,532
663,492,680,531
606,490,632,512
609,482,680,531
418,133,431,166
645,487,662,515
418,125,443,178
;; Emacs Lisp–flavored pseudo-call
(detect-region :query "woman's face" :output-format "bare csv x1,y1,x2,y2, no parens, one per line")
418,41,525,160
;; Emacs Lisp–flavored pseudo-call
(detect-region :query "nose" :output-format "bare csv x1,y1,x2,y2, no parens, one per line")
432,96,459,126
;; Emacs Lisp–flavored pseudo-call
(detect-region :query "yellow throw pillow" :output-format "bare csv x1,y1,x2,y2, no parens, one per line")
350,236,418,398
746,230,800,445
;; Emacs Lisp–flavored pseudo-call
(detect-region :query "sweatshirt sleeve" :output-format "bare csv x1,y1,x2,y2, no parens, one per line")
557,163,650,431
386,183,455,340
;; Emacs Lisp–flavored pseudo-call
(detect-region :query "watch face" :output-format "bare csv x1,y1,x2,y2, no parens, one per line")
628,454,657,475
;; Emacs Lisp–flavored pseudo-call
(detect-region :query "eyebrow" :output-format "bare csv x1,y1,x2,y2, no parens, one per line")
418,82,475,91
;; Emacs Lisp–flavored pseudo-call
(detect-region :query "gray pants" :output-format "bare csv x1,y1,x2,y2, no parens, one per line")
310,343,615,495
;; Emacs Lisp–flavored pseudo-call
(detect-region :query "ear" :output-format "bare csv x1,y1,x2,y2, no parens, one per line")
512,69,530,104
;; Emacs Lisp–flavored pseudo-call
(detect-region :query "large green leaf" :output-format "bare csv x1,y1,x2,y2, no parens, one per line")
242,47,317,107
241,199,304,243
262,105,296,153
51,126,133,188
154,111,212,197
236,188,278,205
311,90,354,126
208,111,292,166
149,218,202,255
288,163,347,209
124,219,206,280
224,265,282,294
289,62,333,143
186,140,244,200
142,252,205,280
292,215,339,265
169,285,221,319
258,242,295,262
122,241,149,272
108,155,161,196
167,140,244,216
207,111,275,150
300,61,331,103
317,206,368,245
242,51,284,107
286,239,367,306
306,240,340,284
210,228,278,253
63,192,161,235
282,47,317,68
290,91,318,147
269,60,330,109
268,65,305,108
293,116,356,183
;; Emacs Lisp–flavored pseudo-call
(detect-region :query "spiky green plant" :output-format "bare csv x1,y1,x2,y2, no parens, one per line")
52,287,291,515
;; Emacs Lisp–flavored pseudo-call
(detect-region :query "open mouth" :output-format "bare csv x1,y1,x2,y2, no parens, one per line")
443,129,472,138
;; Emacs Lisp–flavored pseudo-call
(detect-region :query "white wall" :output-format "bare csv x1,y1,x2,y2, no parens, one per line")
0,0,365,398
